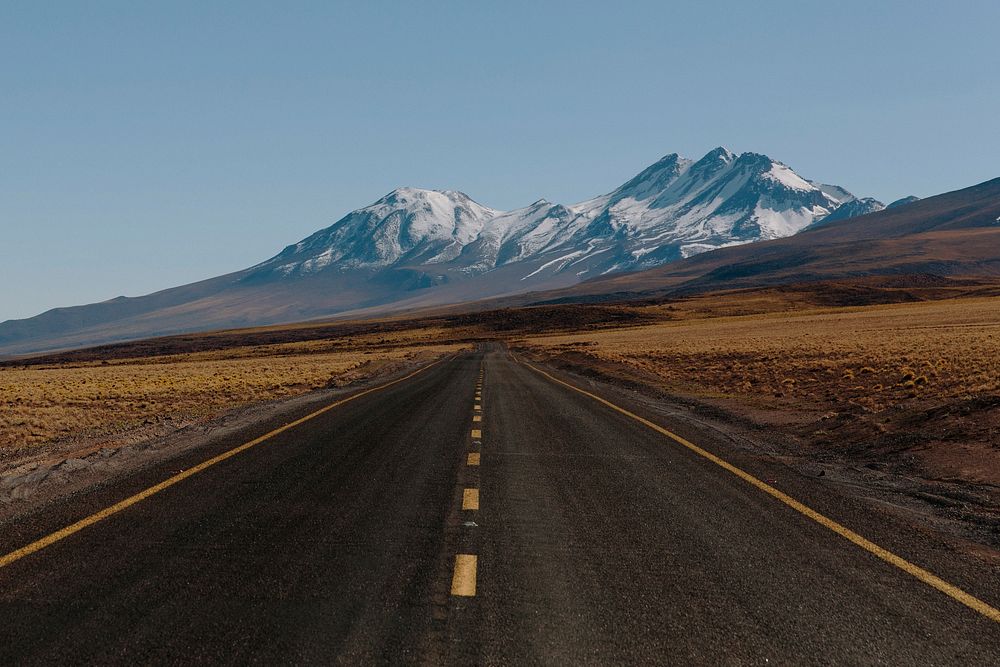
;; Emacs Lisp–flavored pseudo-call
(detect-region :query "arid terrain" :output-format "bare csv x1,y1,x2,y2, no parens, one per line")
3,280,999,553
2,278,999,661
0,326,467,469
0,304,641,476
519,295,1000,473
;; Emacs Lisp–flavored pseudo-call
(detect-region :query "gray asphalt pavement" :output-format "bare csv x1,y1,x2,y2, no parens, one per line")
0,346,997,664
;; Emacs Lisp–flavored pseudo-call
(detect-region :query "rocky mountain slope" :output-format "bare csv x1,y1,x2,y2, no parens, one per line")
515,177,1000,304
251,147,862,284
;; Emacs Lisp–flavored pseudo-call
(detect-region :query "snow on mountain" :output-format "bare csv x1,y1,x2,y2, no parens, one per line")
500,148,854,276
247,147,868,287
3,174,991,357
253,188,500,277
808,181,855,206
810,197,886,227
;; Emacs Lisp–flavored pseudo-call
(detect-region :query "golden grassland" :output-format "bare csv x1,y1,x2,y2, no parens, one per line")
4,283,999,479
0,335,466,453
517,296,1000,415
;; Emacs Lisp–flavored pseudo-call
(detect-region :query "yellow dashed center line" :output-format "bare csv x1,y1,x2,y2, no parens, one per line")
451,554,477,596
448,367,485,600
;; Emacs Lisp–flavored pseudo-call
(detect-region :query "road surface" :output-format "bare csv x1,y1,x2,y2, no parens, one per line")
1,346,998,664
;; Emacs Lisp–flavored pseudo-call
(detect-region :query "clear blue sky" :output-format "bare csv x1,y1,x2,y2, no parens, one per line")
2,1,998,322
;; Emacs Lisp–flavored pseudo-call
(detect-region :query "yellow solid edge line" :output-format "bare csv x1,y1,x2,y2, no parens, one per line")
467,452,480,466
521,360,1000,625
451,554,477,596
471,429,482,439
0,356,449,571
463,488,480,510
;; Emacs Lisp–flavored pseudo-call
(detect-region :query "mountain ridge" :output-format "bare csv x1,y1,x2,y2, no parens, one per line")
509,176,1000,305
245,146,864,284
2,147,880,354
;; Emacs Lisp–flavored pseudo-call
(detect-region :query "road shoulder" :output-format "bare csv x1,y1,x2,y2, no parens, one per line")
0,354,451,524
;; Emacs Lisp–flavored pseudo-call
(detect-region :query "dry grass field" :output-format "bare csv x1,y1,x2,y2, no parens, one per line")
0,304,646,465
521,298,1000,410
0,330,466,456
517,295,1000,485
2,282,998,550
4,277,999,505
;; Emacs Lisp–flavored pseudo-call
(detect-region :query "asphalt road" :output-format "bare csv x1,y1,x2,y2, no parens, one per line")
1,346,998,664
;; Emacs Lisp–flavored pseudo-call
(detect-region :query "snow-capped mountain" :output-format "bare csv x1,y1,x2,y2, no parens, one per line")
0,147,881,354
250,147,864,285
257,188,500,276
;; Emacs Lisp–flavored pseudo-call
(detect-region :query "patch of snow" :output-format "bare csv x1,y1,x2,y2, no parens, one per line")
752,203,825,238
763,163,814,191
810,181,855,205
679,240,750,258
520,250,589,280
